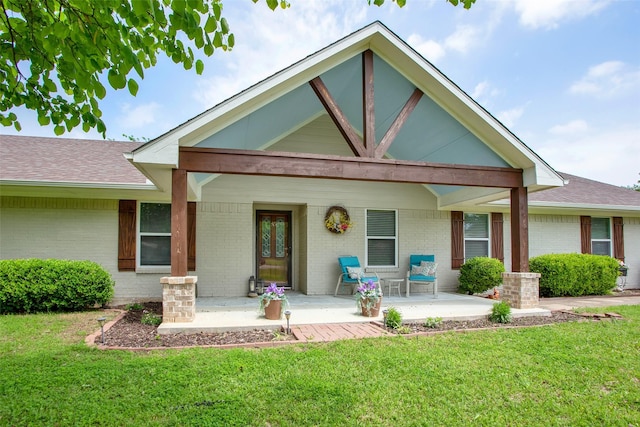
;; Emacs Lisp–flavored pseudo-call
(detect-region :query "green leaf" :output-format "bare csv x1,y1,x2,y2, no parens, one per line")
195,59,204,75
220,17,229,34
94,82,106,99
213,32,222,48
107,69,127,89
204,15,217,33
54,125,65,136
13,121,21,131
228,33,235,49
266,0,278,10
127,79,139,96
38,114,51,126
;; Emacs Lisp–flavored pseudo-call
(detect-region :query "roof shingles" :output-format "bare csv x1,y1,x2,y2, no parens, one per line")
529,173,640,207
0,135,146,185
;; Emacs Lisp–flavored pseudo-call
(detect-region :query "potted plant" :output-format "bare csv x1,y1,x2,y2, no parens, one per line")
258,283,289,320
355,280,383,317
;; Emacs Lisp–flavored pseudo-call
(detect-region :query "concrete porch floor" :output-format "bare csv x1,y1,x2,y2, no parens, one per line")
158,292,551,334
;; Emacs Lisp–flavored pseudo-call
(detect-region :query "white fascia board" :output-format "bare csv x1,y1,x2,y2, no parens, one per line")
438,187,511,210
0,179,156,191
129,135,179,167
486,199,640,216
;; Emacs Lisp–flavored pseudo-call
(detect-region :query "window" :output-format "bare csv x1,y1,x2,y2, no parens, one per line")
139,202,171,266
366,209,397,267
464,213,489,259
591,217,611,256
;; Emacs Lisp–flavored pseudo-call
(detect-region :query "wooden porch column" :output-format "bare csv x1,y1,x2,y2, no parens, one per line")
171,168,188,277
510,186,529,272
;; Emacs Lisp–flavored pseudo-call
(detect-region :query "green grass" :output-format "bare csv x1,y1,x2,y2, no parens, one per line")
1,307,639,426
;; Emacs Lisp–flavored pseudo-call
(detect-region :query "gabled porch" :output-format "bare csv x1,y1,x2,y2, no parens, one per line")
157,292,551,334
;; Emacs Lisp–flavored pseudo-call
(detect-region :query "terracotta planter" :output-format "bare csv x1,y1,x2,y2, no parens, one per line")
263,299,282,320
360,297,382,317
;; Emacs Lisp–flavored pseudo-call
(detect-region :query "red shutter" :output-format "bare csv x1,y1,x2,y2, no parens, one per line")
118,200,136,271
491,212,504,264
580,216,591,254
451,211,464,269
187,202,197,271
613,217,624,261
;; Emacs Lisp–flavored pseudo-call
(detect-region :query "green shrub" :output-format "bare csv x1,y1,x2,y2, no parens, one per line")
530,253,618,297
141,312,162,326
458,257,505,295
126,302,144,311
384,307,402,329
0,259,114,314
489,301,512,323
423,317,443,328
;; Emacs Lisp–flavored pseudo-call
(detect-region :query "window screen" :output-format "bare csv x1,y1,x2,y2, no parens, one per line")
591,217,611,256
366,210,397,267
139,203,171,266
464,213,489,259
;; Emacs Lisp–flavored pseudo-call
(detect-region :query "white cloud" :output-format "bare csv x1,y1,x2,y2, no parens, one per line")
444,25,481,54
407,34,445,63
497,106,525,128
118,102,160,129
537,126,640,186
569,61,640,98
471,80,501,104
549,119,589,135
512,0,611,30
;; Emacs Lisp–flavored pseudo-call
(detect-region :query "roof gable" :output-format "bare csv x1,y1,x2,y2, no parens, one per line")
127,21,565,203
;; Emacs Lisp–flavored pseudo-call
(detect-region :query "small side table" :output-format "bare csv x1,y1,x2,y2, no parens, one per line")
384,278,403,297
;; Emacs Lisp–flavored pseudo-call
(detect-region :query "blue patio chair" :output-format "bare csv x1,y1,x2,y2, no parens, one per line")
335,256,381,296
406,254,438,298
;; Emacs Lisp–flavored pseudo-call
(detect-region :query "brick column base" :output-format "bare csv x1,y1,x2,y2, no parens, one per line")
161,276,198,323
502,272,540,309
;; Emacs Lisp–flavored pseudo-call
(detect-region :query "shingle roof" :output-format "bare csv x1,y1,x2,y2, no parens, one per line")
530,172,640,207
2,135,639,209
0,135,147,185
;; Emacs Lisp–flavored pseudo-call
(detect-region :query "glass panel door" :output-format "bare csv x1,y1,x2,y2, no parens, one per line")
256,211,291,288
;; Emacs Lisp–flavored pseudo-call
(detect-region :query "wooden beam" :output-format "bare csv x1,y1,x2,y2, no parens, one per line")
376,88,423,159
179,147,523,188
309,77,367,158
171,168,188,277
362,50,375,157
510,186,529,272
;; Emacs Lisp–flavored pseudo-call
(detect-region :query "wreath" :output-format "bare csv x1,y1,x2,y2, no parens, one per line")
324,206,353,234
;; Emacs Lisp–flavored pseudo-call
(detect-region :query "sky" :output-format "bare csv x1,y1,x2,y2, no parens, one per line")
4,0,640,187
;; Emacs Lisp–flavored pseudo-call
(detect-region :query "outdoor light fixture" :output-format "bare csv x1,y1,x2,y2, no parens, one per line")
382,309,389,329
284,310,291,334
97,317,107,344
248,275,257,298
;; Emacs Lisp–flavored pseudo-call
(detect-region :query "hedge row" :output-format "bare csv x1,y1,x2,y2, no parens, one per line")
529,253,619,297
0,259,114,314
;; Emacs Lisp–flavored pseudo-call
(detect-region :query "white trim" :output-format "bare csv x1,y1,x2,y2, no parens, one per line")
0,179,156,191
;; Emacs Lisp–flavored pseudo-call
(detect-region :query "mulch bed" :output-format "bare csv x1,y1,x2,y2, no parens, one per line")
94,294,634,349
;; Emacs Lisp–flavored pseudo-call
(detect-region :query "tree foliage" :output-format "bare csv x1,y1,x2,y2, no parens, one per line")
1,0,474,137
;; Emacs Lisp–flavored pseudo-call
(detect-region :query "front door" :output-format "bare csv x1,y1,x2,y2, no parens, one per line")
257,211,291,288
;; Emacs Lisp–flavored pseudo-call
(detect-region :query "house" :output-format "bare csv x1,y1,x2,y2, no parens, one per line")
1,22,638,314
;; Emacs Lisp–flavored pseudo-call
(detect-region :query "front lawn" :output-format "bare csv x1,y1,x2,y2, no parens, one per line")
1,306,638,426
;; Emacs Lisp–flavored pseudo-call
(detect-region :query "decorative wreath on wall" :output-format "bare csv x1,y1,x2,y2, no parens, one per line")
324,206,353,234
